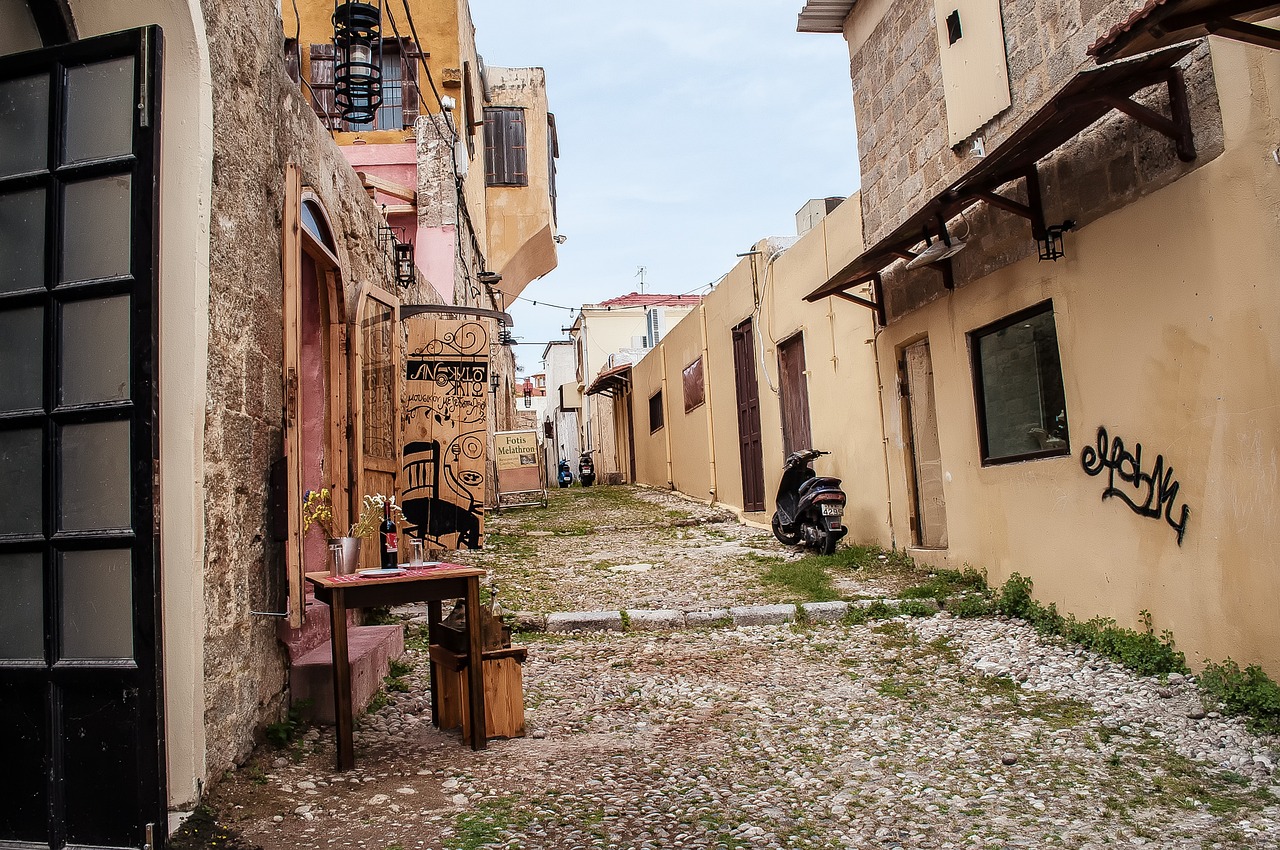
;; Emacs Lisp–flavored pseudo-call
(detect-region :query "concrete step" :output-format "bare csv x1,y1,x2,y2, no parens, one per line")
279,598,360,663
290,625,405,725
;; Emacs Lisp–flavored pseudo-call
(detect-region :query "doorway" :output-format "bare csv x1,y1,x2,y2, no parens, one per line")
0,28,166,848
777,332,813,455
731,318,766,512
900,340,948,548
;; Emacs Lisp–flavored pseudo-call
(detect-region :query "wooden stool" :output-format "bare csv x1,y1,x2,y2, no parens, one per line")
429,644,527,740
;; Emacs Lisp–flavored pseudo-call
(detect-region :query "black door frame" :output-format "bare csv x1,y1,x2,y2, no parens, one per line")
0,26,165,849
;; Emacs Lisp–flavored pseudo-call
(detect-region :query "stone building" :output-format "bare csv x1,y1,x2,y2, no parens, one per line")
0,0,544,845
796,0,1280,674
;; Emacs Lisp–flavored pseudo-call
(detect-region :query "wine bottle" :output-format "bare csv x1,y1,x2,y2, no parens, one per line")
380,499,398,570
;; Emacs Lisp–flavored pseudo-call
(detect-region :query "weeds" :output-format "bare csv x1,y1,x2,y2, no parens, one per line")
1198,659,1280,734
756,555,839,602
265,699,312,748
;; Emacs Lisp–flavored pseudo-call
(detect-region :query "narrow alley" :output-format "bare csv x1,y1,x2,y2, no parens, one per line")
188,487,1280,850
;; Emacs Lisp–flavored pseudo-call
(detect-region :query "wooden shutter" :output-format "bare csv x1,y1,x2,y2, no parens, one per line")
778,333,813,455
309,43,338,130
282,165,306,628
401,39,418,127
484,107,528,186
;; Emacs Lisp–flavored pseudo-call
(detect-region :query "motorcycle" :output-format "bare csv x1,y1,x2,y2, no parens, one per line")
578,451,596,487
771,449,847,555
557,458,573,489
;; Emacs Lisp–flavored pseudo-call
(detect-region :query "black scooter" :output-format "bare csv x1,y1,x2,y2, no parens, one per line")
557,459,573,488
578,451,596,487
771,449,847,555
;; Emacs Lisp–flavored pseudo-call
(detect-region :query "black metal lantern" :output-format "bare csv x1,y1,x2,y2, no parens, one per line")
333,1,383,125
394,240,415,286
489,371,501,394
1037,220,1077,262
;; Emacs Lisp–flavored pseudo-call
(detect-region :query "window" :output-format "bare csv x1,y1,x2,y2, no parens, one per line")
649,390,664,433
374,43,403,131
306,39,417,131
683,357,705,413
484,106,528,186
970,302,1070,464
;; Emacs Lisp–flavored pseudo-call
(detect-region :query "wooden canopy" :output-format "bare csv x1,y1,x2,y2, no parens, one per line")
585,363,632,398
1090,0,1280,62
804,45,1196,311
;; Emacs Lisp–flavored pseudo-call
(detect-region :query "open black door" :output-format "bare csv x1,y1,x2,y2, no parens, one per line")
0,27,165,849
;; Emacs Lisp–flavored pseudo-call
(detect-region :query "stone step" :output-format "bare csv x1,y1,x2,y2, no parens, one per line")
290,625,405,726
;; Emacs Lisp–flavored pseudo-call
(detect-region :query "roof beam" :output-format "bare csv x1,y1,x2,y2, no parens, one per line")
1205,18,1280,49
1156,0,1280,33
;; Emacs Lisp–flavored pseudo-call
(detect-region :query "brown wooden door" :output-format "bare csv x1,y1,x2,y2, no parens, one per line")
901,340,948,548
732,319,766,512
777,333,813,455
352,287,401,567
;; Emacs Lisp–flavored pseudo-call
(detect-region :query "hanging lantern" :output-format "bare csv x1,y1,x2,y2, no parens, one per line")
394,240,415,287
1037,220,1076,262
332,1,383,125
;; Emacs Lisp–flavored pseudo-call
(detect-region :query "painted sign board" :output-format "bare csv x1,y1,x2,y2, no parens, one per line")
495,429,543,496
401,317,489,549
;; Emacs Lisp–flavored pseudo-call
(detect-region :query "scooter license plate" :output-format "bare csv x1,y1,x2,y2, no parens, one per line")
820,503,844,517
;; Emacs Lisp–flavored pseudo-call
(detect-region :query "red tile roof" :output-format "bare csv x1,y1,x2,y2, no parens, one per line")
1089,0,1178,56
593,292,703,308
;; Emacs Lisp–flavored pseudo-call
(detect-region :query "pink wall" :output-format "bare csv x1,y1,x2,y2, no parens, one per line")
300,253,329,574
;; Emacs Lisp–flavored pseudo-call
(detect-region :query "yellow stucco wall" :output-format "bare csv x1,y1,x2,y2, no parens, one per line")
628,197,893,547
873,40,1280,673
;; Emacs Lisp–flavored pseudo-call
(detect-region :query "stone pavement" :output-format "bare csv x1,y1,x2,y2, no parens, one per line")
193,487,1280,850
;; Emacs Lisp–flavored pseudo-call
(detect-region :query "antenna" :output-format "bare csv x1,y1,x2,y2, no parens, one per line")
635,265,647,294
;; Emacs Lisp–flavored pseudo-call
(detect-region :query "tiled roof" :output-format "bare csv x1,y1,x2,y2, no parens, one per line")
593,292,703,308
1089,0,1178,56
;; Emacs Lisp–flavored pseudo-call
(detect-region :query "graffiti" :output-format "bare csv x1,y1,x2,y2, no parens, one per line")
1081,427,1190,545
403,318,489,550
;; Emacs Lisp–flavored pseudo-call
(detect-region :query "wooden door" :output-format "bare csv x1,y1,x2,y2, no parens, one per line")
0,28,166,848
352,287,401,567
731,319,766,512
901,340,948,548
777,333,813,455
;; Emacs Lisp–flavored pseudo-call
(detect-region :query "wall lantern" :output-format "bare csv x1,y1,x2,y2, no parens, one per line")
1038,220,1077,262
332,1,383,125
489,371,501,394
394,240,415,286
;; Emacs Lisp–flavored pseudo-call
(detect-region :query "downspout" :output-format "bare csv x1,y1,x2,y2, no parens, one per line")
698,305,719,505
870,323,897,551
659,343,674,490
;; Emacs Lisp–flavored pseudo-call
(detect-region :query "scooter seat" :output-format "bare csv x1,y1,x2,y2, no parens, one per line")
798,476,842,497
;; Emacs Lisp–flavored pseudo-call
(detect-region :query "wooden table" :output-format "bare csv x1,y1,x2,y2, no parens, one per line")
305,564,487,770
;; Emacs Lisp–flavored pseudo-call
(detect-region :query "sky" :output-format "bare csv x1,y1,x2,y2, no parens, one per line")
467,0,862,374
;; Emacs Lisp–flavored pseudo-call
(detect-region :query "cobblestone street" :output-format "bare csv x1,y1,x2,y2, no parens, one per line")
192,487,1280,849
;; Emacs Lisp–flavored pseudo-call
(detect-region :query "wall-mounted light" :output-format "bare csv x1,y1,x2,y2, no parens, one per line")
1038,220,1077,262
333,1,383,125
489,371,501,394
394,240,415,286
477,270,502,286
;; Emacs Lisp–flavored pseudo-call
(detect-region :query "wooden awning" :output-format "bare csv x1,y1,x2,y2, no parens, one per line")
804,45,1196,309
1089,0,1280,62
585,363,632,398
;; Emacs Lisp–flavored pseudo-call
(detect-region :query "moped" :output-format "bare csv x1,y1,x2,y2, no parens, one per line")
771,449,847,555
557,458,573,488
578,451,596,487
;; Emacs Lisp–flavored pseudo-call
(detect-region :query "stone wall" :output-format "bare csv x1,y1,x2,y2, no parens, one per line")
199,0,430,777
850,0,1225,320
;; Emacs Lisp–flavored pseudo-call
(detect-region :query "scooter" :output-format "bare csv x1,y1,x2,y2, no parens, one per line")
557,458,573,489
578,451,596,487
771,449,847,555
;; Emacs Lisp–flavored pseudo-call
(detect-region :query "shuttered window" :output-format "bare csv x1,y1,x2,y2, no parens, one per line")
307,39,418,131
484,106,528,186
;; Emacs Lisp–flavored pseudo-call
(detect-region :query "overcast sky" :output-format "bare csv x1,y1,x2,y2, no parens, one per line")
468,1,861,372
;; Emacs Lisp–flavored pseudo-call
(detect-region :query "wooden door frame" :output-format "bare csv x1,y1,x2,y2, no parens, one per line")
349,283,401,567
731,317,766,513
776,331,813,455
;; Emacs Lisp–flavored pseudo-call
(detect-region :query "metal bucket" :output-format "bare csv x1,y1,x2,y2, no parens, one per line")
328,537,362,576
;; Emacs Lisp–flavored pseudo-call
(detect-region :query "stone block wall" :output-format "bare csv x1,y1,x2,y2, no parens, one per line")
199,0,437,778
853,0,1225,253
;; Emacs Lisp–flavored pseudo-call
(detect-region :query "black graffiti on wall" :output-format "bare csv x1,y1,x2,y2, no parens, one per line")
1081,427,1190,545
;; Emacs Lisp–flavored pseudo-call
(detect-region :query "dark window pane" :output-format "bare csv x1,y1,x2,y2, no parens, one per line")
0,429,42,535
649,391,664,433
0,306,44,412
0,189,46,294
64,57,134,164
60,420,131,531
61,296,130,405
61,175,131,283
973,305,1069,462
59,549,133,659
0,681,47,840
375,47,404,130
61,683,139,845
0,74,49,178
0,553,44,661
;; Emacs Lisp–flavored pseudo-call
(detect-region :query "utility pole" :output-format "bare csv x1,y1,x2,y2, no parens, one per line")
636,265,647,294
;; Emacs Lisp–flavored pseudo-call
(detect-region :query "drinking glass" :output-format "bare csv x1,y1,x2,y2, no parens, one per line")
409,539,425,566
329,543,345,576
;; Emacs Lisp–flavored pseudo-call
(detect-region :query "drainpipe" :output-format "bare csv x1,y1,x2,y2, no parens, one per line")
659,343,674,490
699,305,719,505
869,324,897,551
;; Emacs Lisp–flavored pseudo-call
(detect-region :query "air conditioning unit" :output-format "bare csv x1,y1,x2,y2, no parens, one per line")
646,309,664,347
632,335,648,350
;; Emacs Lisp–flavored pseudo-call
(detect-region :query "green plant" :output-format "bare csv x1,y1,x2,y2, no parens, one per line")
618,610,631,630
265,699,312,748
389,658,413,678
1198,659,1280,734
756,555,840,602
897,599,937,618
947,594,992,618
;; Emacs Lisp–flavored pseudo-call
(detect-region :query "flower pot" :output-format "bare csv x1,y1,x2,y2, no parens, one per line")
328,536,362,576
